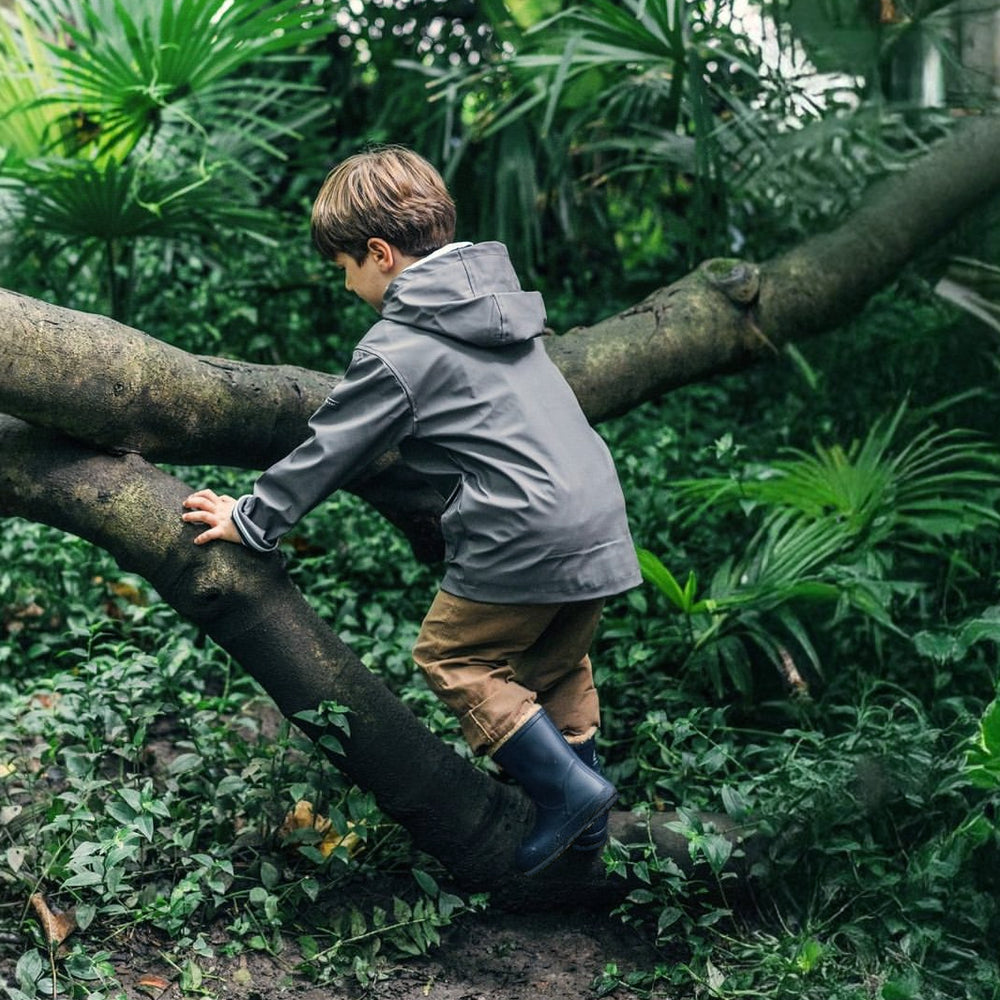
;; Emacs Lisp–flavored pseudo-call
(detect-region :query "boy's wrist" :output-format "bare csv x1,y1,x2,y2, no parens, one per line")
230,495,278,553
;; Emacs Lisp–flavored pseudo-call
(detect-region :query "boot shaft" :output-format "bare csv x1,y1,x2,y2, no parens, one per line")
493,709,616,874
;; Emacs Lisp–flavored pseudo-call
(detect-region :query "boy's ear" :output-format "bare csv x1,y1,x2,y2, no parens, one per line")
367,237,396,272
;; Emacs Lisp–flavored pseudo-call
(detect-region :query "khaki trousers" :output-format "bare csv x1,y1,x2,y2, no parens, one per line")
412,590,604,756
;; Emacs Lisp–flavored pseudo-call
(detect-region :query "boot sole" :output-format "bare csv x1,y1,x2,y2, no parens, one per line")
571,826,609,852
520,788,618,877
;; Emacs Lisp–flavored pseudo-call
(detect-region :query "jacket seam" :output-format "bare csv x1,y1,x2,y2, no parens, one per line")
353,345,418,436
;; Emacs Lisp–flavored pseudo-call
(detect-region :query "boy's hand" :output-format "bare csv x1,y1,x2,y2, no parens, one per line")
182,489,243,546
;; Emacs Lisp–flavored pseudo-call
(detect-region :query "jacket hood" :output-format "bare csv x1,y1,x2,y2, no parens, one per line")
379,241,546,348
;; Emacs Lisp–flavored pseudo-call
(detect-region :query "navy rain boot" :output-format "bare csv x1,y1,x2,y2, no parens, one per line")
570,738,610,852
492,709,617,876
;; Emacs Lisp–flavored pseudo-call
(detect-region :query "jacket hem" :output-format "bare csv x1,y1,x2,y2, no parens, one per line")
440,570,643,605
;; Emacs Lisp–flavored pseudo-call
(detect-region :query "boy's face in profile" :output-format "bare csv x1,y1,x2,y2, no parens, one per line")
334,238,419,314
334,250,389,312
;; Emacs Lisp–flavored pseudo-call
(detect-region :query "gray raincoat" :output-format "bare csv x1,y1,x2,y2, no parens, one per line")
232,241,641,604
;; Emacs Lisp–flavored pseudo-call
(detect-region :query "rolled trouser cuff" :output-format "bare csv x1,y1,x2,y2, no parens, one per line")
485,703,541,757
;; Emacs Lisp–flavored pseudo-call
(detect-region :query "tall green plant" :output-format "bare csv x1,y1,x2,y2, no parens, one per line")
442,0,710,276
441,0,977,278
640,403,1000,695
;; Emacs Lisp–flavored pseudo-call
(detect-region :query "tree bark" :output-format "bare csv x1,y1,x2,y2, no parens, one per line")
2,118,997,488
548,113,1000,423
0,114,997,906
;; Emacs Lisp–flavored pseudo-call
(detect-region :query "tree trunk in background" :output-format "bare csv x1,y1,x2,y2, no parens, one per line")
953,0,1000,106
0,114,998,906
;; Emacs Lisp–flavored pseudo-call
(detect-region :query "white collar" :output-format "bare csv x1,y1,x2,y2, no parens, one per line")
402,241,473,272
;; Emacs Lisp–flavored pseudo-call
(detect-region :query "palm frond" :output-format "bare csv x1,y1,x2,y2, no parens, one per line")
0,6,76,161
641,401,1000,691
35,0,333,161
17,156,272,241
676,402,1000,545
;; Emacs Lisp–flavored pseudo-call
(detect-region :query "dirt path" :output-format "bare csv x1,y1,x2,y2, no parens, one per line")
91,908,663,1000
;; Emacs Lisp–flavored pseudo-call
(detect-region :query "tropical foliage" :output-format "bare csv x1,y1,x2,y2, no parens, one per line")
638,402,1000,695
2,0,1000,997
0,0,335,320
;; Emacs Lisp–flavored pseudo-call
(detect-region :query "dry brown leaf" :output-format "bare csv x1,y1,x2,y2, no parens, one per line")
12,602,44,620
137,975,171,988
4,602,45,636
136,974,171,997
29,892,76,945
279,800,362,858
0,804,22,825
880,0,901,24
778,644,810,697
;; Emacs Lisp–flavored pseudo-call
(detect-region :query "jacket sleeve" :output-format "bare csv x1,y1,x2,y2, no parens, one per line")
231,349,413,552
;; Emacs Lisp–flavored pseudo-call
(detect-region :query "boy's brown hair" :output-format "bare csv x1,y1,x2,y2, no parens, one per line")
311,146,456,263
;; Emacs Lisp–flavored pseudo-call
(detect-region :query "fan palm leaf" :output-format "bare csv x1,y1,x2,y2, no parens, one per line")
2,0,336,320
33,0,331,162
676,403,1000,544
20,157,269,241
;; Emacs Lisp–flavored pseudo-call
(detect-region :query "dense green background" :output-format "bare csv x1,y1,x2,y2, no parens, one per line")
2,1,1000,997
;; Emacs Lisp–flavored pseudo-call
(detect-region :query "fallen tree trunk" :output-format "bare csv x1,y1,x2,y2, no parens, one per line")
0,115,997,905
2,117,997,529
0,414,753,906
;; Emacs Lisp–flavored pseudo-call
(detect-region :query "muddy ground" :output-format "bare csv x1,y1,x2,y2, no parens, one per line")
2,899,666,1000
100,908,663,1000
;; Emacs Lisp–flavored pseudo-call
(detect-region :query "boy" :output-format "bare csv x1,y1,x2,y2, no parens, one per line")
182,146,642,876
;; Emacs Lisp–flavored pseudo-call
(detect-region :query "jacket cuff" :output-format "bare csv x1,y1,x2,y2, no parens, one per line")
231,495,279,553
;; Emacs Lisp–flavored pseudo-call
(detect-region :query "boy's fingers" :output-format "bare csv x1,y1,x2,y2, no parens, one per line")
180,491,239,546
193,525,221,545
181,507,216,524
183,491,236,510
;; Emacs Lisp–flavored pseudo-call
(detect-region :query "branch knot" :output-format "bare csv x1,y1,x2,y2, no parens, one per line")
700,258,760,305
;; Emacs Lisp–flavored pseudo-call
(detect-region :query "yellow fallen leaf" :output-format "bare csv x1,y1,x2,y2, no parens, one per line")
30,892,76,946
278,800,362,858
279,799,330,836
0,762,15,779
232,957,252,988
108,579,146,605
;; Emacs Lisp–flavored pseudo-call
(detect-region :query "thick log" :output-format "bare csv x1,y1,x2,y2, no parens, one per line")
0,414,753,906
3,117,998,466
548,114,1000,422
